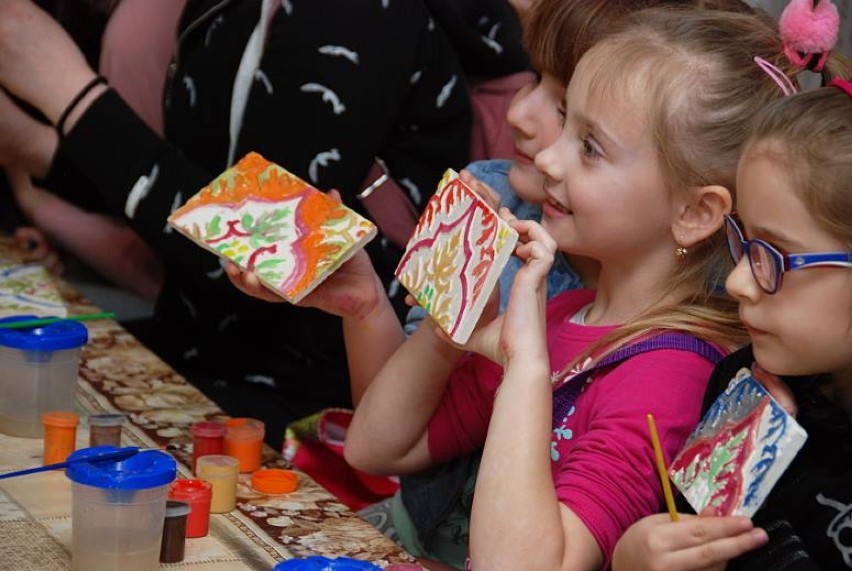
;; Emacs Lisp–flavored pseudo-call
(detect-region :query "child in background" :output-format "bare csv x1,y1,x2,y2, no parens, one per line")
612,68,852,571
343,7,792,569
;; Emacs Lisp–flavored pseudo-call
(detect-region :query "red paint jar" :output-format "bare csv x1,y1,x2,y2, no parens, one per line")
191,420,226,475
169,479,213,538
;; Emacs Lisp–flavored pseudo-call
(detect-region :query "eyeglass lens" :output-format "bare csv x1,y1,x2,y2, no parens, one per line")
725,219,743,262
725,217,778,293
748,243,778,292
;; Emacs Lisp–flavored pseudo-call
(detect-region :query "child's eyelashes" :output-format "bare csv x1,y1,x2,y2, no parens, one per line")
580,135,603,160
557,105,567,126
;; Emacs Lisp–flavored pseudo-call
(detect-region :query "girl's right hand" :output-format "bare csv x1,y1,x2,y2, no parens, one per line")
225,188,385,318
612,512,768,571
225,241,384,319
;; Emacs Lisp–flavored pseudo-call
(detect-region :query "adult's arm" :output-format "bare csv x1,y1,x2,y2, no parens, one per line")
0,0,223,277
0,86,57,178
8,169,163,300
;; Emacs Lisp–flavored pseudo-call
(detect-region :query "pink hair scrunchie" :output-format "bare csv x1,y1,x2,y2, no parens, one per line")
779,0,840,72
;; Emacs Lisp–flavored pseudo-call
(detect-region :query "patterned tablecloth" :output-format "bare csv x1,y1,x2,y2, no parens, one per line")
0,239,415,570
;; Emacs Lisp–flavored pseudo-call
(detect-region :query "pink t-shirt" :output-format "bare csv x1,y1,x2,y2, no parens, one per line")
428,289,717,562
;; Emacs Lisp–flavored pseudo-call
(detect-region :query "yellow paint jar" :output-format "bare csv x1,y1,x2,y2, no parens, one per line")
195,455,239,513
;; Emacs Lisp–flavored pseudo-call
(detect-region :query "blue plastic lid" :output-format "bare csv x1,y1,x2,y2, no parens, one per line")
273,557,381,571
65,446,176,490
0,315,88,351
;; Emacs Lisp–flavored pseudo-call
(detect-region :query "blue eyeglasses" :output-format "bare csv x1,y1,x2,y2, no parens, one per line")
724,215,852,294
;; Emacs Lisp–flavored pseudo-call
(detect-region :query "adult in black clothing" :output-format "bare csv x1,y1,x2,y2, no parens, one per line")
0,0,476,447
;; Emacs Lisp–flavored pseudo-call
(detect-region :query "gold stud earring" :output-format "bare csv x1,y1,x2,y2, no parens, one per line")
675,246,689,260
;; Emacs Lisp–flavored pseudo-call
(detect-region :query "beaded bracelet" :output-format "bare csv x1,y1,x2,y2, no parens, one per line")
56,75,107,138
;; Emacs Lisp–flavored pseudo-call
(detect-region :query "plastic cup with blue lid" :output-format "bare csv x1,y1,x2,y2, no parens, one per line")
0,315,88,437
65,446,176,571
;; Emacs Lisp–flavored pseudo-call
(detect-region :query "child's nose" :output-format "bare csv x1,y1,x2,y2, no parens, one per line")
725,256,761,302
506,82,536,137
535,137,563,182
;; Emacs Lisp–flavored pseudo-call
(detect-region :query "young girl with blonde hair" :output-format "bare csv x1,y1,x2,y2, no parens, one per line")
340,7,796,569
613,51,852,571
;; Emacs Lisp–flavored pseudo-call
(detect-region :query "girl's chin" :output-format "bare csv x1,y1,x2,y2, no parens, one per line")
751,344,803,378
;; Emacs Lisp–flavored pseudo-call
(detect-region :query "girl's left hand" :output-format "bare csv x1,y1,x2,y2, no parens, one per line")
463,212,555,366
497,215,555,363
612,512,768,571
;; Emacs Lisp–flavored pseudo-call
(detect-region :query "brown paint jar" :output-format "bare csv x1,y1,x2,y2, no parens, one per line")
159,500,191,563
87,413,125,447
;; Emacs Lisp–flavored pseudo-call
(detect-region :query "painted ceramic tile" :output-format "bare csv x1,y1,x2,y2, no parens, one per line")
395,169,518,344
669,367,807,517
168,152,377,303
0,264,68,318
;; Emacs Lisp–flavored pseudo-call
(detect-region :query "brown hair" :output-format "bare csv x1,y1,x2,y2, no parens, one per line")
743,53,852,248
557,7,797,368
523,0,758,85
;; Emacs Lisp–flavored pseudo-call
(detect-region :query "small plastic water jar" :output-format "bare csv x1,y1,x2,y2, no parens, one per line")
0,316,88,437
65,446,177,571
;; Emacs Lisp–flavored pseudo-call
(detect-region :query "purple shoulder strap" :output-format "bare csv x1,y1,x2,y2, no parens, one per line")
551,333,724,426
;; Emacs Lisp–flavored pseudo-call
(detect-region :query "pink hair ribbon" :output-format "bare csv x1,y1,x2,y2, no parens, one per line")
829,78,852,99
754,56,798,96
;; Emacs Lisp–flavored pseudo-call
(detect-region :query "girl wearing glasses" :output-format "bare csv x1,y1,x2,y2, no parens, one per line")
613,71,852,571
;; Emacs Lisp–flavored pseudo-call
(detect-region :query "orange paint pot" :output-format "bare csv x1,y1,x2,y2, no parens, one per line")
41,411,79,465
223,418,264,473
251,469,298,495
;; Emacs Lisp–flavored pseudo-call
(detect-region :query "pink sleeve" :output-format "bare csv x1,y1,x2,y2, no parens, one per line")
427,290,594,464
553,350,716,564
427,353,503,464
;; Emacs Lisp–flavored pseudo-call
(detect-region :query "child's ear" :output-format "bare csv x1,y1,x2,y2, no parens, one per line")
672,184,732,248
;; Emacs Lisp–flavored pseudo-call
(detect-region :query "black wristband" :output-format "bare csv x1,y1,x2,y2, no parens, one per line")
55,76,107,139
